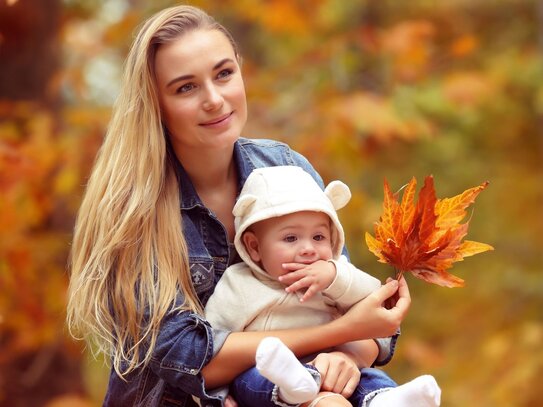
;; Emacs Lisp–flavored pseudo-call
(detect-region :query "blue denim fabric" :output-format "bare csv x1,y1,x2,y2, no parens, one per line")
103,138,328,407
229,366,396,407
350,368,397,407
230,364,321,407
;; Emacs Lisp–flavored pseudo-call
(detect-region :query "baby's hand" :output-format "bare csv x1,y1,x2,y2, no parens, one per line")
309,351,361,398
278,260,336,302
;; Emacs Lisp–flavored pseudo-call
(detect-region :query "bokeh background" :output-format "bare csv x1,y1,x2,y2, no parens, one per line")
1,0,542,406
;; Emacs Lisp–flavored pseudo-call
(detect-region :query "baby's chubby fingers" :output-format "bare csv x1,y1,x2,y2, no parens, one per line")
280,262,308,272
278,261,337,302
278,270,315,300
277,263,307,285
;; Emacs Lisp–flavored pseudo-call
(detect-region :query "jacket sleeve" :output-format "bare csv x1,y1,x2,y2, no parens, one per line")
146,269,263,401
373,334,399,366
147,295,222,403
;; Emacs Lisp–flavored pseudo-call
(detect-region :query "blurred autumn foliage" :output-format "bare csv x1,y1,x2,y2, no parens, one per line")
0,0,541,406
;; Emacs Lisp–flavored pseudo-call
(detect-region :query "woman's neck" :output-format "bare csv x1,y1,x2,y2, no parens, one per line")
178,146,236,192
176,145,238,241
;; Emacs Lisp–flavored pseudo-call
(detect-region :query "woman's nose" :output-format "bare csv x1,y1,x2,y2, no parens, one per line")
202,83,223,111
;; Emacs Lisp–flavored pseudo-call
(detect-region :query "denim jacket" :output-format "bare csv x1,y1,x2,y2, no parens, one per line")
103,138,396,407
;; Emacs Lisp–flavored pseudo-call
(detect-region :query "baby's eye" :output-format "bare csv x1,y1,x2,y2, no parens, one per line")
284,235,297,243
313,234,326,242
177,83,196,93
217,68,233,80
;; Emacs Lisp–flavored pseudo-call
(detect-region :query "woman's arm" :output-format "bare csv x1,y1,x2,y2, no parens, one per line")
202,278,409,388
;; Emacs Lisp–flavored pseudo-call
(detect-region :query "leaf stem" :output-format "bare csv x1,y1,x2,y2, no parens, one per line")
394,267,404,281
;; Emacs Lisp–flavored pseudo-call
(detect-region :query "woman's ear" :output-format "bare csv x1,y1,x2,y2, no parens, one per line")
242,230,261,262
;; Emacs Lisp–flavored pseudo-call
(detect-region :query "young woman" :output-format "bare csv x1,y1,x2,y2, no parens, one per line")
67,5,411,407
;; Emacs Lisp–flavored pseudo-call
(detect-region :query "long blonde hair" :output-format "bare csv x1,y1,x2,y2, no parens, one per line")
67,5,240,378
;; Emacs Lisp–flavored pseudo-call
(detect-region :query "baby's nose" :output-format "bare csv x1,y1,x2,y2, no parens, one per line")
299,241,316,255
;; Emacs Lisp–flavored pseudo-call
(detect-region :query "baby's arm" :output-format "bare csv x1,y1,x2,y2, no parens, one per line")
323,255,382,310
202,278,409,388
334,339,380,368
280,257,385,373
279,255,381,307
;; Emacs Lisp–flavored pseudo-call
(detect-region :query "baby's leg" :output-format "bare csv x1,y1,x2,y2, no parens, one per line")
347,367,397,406
369,375,441,407
256,337,319,404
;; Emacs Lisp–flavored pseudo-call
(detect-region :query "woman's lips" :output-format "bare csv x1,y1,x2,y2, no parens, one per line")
199,112,233,127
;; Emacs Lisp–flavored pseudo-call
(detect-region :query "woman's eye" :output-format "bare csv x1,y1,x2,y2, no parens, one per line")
177,83,195,93
284,235,297,243
217,68,233,80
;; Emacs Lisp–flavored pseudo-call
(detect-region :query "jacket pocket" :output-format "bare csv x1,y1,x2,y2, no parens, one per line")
189,260,215,301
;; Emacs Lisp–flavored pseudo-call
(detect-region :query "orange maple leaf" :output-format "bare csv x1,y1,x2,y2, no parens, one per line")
365,175,494,287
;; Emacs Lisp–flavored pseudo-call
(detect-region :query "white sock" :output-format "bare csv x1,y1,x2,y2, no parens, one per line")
369,375,441,407
256,337,319,404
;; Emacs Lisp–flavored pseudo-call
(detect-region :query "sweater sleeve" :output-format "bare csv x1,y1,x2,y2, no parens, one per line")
322,255,381,312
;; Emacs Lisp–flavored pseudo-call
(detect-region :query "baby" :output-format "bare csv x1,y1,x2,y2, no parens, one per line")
204,166,441,407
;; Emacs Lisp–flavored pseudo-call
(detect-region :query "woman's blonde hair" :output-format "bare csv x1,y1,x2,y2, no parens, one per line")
67,5,239,378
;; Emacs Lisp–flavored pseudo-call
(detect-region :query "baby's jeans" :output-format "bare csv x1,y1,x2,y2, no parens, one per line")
230,365,396,407
349,368,397,406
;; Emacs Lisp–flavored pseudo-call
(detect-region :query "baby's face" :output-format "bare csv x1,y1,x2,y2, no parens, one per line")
249,211,334,280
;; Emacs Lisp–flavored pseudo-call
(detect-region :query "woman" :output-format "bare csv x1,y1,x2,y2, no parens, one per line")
67,5,410,407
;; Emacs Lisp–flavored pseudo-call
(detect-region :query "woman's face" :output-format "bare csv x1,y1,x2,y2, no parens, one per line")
154,29,247,157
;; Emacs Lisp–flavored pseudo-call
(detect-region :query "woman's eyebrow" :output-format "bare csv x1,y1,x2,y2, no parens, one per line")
167,74,194,88
213,58,234,70
166,58,234,88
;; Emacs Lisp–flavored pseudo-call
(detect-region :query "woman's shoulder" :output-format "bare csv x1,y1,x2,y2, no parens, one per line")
236,137,312,168
237,136,289,149
236,137,324,187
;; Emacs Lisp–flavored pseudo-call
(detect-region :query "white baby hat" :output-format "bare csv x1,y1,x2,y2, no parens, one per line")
233,166,351,268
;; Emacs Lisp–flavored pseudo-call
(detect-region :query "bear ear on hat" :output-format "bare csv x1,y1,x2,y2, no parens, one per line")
233,194,258,217
325,180,351,210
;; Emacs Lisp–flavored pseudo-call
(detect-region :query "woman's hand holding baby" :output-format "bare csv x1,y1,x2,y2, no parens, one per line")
279,260,337,302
